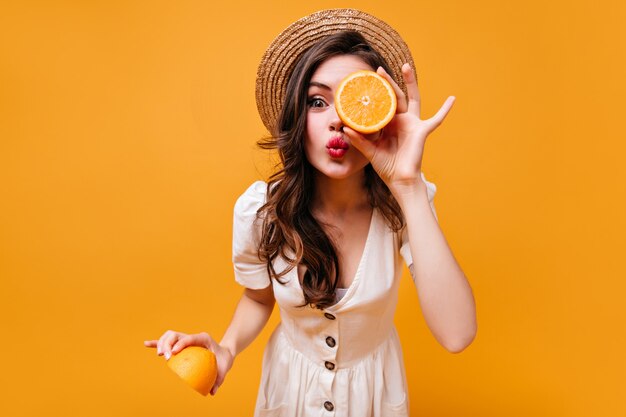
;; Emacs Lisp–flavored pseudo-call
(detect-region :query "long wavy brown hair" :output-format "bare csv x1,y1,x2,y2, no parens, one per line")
257,31,405,310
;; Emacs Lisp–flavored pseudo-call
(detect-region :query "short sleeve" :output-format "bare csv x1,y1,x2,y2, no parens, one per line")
232,181,271,289
400,172,438,267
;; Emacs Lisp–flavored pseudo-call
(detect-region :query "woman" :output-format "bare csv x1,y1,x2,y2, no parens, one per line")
145,9,477,416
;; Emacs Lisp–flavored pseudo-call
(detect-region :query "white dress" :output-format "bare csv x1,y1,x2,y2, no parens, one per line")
232,174,438,417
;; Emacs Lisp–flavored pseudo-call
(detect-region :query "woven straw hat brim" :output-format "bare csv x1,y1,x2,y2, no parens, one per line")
256,8,415,134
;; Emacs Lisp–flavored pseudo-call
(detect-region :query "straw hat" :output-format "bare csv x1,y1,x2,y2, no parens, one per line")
256,8,416,134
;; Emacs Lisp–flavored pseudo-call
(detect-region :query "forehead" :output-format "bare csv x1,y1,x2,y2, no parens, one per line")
310,55,374,86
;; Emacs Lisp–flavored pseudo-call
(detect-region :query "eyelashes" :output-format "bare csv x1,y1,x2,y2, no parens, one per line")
307,97,328,108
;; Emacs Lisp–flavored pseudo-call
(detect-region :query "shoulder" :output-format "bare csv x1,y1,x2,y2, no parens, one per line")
234,180,268,215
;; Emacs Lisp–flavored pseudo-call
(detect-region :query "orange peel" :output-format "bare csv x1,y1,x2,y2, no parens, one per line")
166,346,217,396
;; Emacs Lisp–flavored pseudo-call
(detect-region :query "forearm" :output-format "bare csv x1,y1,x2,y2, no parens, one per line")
393,179,477,353
219,289,275,358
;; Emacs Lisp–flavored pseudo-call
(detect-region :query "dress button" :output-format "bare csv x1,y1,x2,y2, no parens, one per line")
324,401,334,411
324,312,336,320
325,361,335,371
326,336,336,348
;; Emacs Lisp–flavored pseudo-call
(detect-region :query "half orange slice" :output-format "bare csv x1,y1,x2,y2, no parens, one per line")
167,346,217,396
335,70,397,134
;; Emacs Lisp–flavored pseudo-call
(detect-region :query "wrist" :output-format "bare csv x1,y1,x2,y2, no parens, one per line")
389,176,428,202
219,339,238,360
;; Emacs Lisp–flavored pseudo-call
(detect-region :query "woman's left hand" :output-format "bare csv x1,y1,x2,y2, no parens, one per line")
345,63,455,194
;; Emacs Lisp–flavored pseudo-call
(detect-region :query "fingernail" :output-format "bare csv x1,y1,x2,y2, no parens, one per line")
164,352,171,360
157,348,161,355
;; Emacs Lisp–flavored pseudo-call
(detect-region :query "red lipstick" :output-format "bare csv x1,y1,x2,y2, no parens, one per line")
326,137,349,158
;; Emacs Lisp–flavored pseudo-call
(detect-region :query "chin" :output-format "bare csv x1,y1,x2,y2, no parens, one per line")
321,171,355,180
315,163,366,180
306,151,369,181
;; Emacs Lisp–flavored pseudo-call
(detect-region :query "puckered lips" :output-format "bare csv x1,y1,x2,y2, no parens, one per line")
326,136,349,158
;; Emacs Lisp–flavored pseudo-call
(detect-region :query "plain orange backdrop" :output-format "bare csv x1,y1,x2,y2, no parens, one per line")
1,1,625,416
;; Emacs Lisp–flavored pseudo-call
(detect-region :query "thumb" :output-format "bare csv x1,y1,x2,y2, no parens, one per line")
206,334,220,353
344,127,377,160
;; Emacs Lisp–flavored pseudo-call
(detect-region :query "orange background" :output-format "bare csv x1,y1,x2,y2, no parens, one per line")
1,1,625,416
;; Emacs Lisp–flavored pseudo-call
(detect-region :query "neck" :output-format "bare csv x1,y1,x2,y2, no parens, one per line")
312,170,370,214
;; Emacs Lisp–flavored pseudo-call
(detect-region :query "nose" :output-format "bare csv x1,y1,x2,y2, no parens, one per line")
329,104,344,132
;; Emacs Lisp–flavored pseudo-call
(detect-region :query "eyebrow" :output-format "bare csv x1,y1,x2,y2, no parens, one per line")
308,81,331,90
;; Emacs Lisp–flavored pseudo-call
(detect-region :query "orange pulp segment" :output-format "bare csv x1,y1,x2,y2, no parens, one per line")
335,70,397,134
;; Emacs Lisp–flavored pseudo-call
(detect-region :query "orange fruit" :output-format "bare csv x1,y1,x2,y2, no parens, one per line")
166,346,217,396
335,70,397,134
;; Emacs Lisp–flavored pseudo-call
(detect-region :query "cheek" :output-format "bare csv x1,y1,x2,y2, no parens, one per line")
304,117,317,161
304,115,313,147
305,113,326,145
306,112,322,133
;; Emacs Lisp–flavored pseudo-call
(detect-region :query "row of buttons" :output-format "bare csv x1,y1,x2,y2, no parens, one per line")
324,312,336,412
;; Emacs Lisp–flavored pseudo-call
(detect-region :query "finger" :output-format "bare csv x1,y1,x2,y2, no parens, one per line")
376,66,407,113
171,334,193,355
210,372,221,396
207,335,216,350
173,331,206,353
156,330,174,356
211,370,222,396
402,63,421,117
208,336,223,396
343,127,377,161
144,340,158,348
160,331,181,360
427,96,456,128
206,334,222,355
156,334,165,356
211,367,226,396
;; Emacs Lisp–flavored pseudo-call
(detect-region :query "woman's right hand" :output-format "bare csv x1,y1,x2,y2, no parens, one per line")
144,330,234,395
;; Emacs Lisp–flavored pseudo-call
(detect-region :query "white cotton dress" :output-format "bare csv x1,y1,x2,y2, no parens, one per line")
232,173,438,417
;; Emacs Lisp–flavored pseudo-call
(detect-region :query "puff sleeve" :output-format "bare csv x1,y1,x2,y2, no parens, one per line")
399,172,438,268
232,181,271,289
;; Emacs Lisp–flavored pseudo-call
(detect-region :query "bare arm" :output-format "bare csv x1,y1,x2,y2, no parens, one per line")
220,285,276,357
396,181,477,353
345,64,476,354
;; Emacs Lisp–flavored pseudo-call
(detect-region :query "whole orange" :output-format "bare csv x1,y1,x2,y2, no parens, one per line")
166,346,217,396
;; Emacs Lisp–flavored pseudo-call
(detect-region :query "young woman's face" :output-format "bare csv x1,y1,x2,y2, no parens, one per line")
305,54,376,180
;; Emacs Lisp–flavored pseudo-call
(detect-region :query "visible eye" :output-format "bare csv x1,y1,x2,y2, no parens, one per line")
308,97,327,108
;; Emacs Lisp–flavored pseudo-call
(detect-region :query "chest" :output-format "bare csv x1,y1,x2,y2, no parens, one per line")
297,208,373,289
273,211,404,313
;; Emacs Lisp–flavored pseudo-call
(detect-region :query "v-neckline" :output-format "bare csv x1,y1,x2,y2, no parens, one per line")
294,207,377,308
